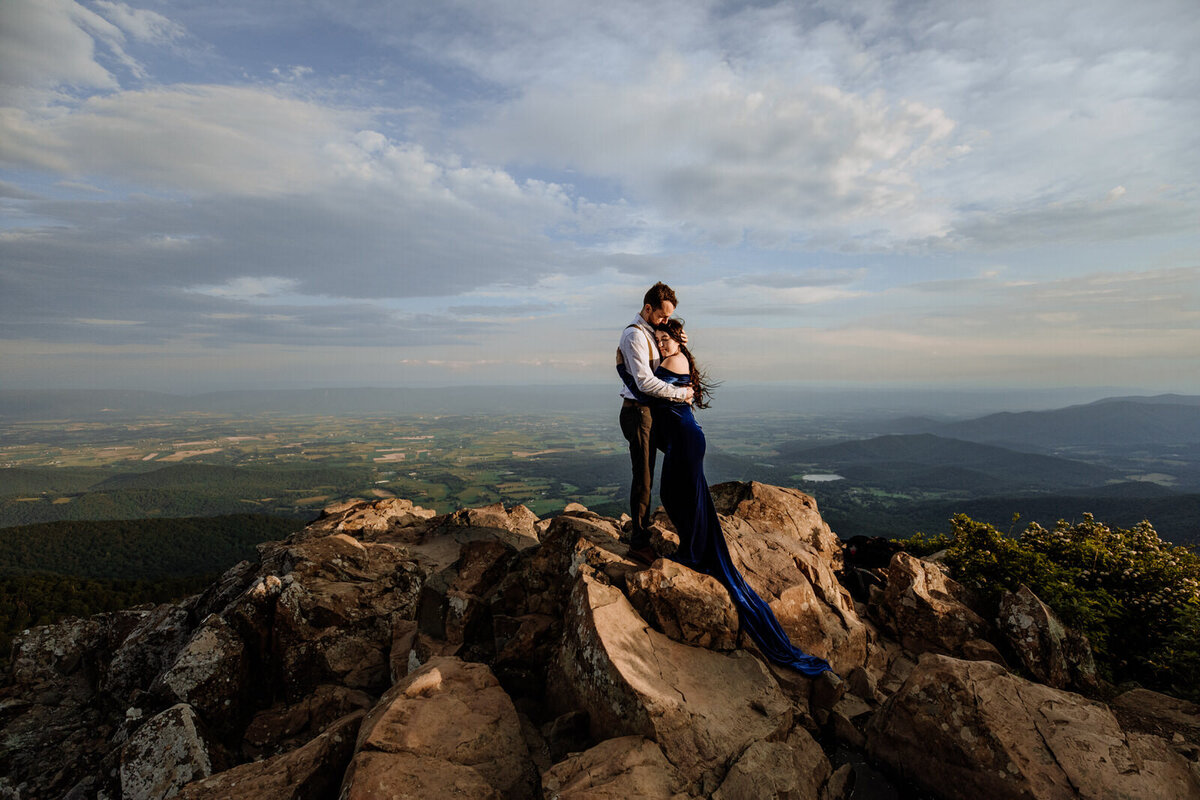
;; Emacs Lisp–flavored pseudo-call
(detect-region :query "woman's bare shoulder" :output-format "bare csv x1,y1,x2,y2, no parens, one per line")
662,353,689,373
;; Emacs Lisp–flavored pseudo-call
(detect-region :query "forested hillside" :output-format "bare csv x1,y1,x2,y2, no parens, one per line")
0,514,301,667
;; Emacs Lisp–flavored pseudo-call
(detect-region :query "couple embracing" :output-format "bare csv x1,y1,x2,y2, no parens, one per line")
616,282,831,676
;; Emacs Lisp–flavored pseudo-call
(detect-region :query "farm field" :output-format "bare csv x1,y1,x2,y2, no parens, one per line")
2,410,776,524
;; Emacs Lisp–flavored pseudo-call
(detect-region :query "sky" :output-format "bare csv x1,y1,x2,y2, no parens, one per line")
1,0,1198,394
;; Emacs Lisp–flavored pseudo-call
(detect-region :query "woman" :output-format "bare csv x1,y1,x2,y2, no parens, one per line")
617,319,832,676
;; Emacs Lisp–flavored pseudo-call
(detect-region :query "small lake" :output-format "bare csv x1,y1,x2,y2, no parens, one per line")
801,473,844,482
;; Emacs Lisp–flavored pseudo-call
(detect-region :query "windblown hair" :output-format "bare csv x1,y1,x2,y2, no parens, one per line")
643,281,678,310
660,318,717,409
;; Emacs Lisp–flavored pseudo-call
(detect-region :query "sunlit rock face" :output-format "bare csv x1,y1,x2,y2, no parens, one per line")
866,653,1200,800
2,483,1197,800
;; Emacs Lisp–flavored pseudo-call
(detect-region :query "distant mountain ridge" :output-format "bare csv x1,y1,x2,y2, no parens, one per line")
870,395,1200,448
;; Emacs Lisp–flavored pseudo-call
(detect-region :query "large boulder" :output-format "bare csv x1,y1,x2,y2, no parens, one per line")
176,710,362,800
712,481,868,674
102,603,196,702
997,584,1099,693
9,614,108,694
264,532,424,698
551,573,793,794
1,613,135,797
711,730,832,800
120,703,221,800
242,684,372,760
310,497,436,539
866,653,1200,800
869,552,996,659
626,559,739,651
154,613,249,732
342,656,536,799
541,736,693,799
368,501,540,572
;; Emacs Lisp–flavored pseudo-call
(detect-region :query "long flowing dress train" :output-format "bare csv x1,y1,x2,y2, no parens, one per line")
619,363,832,676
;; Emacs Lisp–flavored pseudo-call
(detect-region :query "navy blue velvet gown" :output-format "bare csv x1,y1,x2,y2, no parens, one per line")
619,363,832,676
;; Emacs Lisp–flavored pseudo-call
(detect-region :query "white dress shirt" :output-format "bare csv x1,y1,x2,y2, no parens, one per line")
618,315,690,402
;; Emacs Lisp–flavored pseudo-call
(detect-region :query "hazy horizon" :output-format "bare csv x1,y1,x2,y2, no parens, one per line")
3,383,1194,421
2,1,1198,393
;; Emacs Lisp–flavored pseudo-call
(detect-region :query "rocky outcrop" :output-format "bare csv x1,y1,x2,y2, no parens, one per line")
120,703,221,800
342,656,536,799
867,653,1200,799
869,551,999,662
541,735,691,799
550,573,797,794
997,583,1099,693
626,559,740,651
177,710,362,799
2,483,1197,800
712,482,868,675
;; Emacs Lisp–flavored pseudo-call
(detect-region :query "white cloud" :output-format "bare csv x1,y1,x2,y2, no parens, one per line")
470,59,960,246
92,1,185,44
0,85,369,195
0,0,123,100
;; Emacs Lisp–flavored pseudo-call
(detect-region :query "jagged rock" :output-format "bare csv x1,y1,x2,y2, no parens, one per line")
343,656,536,799
176,710,362,800
869,551,991,658
960,637,1008,666
998,583,1099,693
9,614,106,693
154,613,248,732
551,573,792,793
491,612,558,696
0,691,115,799
1,614,129,797
810,669,845,724
828,693,872,748
191,558,262,620
388,618,419,681
120,703,220,800
242,684,372,760
102,603,195,702
866,653,1200,800
416,538,516,657
823,763,855,800
626,559,739,651
375,501,540,572
319,497,436,536
711,481,867,674
1111,688,1200,750
845,665,881,704
711,729,832,800
862,632,917,697
265,532,423,698
540,735,692,799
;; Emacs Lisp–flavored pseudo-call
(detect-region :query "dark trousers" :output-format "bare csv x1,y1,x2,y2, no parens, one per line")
619,400,656,546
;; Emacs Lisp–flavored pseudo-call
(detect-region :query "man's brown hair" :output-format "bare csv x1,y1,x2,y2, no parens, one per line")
643,281,677,310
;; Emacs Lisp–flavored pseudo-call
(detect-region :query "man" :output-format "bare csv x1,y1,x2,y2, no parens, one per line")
618,281,694,563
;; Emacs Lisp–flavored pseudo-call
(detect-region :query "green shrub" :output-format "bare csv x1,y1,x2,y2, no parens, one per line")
897,513,1200,701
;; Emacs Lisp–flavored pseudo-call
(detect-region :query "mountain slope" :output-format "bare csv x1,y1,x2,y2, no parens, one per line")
779,433,1120,491
876,397,1200,448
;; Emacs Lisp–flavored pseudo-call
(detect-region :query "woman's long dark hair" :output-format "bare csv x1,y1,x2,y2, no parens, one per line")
660,318,716,409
